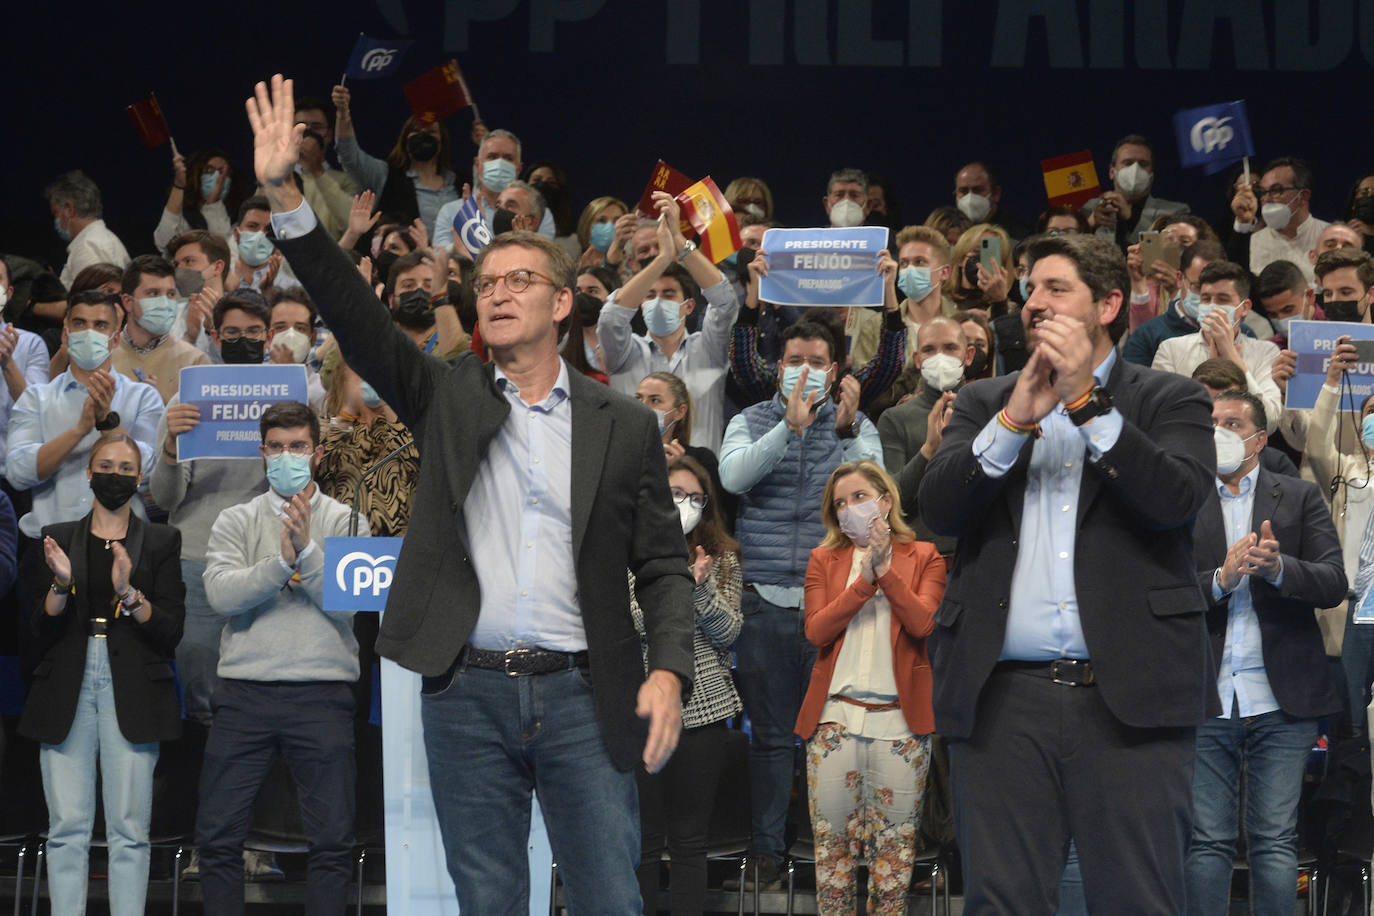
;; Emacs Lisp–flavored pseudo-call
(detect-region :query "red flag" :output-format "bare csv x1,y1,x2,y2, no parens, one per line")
676,177,743,264
635,160,694,218
403,60,471,125
125,94,170,150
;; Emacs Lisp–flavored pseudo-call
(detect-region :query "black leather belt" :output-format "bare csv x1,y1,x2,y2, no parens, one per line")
994,658,1096,687
459,645,588,676
88,617,111,637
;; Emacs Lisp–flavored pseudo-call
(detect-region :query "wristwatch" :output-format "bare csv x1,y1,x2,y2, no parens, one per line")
677,240,697,262
1067,387,1113,426
95,411,121,432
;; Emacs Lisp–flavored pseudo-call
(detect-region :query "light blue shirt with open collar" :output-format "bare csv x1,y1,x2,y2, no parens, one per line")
970,349,1123,661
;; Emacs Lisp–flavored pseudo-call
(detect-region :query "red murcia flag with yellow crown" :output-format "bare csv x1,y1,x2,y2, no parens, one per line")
675,177,743,264
403,60,471,125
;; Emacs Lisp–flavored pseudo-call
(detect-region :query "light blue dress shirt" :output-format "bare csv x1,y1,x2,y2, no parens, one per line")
7,368,165,538
1210,467,1282,718
972,350,1123,661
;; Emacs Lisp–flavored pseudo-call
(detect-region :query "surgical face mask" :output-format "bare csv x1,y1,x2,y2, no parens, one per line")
219,336,265,364
53,215,71,242
1114,162,1152,197
1213,426,1256,476
1018,276,1030,302
272,328,311,363
897,265,936,302
1323,298,1367,323
678,500,702,535
89,472,139,511
68,329,112,371
780,364,829,403
1179,289,1202,321
266,452,313,498
641,297,684,337
1362,414,1374,451
238,229,275,268
1261,200,1294,232
482,158,517,193
1270,315,1293,339
1196,303,1237,329
744,203,766,219
957,192,992,222
920,352,965,392
175,266,208,298
838,498,886,547
589,221,615,253
359,381,382,409
200,170,221,199
407,132,439,162
136,295,178,336
0,288,8,308
829,199,864,228
653,407,679,437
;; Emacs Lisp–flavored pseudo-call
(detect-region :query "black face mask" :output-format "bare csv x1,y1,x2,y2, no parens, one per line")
407,132,440,162
735,246,756,285
89,472,139,511
575,292,603,326
393,288,434,330
1354,196,1374,224
966,350,989,378
963,257,981,287
492,207,516,236
220,336,266,365
1324,298,1368,322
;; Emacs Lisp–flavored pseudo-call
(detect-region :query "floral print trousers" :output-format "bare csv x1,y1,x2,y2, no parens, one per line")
805,722,932,915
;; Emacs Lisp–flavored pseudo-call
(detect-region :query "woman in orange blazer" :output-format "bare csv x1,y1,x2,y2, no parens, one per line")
795,459,946,916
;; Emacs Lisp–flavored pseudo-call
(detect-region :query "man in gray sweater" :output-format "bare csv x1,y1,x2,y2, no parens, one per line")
196,401,365,916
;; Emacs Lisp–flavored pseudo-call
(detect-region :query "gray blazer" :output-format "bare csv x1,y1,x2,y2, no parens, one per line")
276,222,695,771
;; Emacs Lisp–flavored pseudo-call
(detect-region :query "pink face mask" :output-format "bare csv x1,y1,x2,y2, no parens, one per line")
838,499,885,546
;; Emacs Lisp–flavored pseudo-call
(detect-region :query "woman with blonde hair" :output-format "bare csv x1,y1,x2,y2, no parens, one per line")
797,459,945,915
943,223,1014,317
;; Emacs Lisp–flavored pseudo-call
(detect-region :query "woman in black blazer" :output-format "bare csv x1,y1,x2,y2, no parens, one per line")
18,433,185,916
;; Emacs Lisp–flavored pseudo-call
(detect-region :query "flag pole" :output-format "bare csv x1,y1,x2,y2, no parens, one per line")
340,74,347,88
1242,156,1250,187
454,63,481,122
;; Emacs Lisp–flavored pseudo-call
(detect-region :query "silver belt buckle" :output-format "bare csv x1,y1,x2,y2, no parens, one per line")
504,647,535,676
1050,659,1093,686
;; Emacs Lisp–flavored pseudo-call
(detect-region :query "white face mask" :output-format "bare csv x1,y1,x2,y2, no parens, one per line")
1114,162,1152,197
829,199,865,228
957,192,992,222
678,500,702,534
744,203,765,219
1261,200,1294,232
1213,425,1257,476
272,327,311,363
919,352,965,392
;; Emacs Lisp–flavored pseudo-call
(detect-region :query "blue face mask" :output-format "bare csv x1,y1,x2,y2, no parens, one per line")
238,229,275,268
722,250,739,266
897,265,936,303
201,170,223,199
1018,276,1031,301
54,215,71,242
68,329,111,371
359,381,382,409
482,158,516,193
1270,315,1293,339
1196,303,1238,328
641,297,684,337
589,221,615,254
1363,414,1374,451
136,295,178,336
780,364,830,403
1179,289,1202,321
266,452,313,498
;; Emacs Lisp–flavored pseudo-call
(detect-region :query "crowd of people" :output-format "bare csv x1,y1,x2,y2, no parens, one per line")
3,69,1374,915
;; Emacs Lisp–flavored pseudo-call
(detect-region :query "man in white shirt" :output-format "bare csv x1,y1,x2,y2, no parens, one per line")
1231,158,1331,284
1154,261,1282,431
44,171,130,289
6,290,164,541
0,256,55,476
598,193,739,453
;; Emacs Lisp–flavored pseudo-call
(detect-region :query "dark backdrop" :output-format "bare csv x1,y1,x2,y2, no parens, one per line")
4,0,1371,272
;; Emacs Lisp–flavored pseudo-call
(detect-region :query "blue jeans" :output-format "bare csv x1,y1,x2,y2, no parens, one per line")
734,590,817,861
40,638,158,916
421,663,641,915
175,558,220,725
1184,708,1318,916
1056,842,1087,916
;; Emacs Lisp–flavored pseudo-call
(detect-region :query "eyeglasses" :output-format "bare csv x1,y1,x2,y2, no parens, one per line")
262,440,314,456
1255,184,1303,200
670,487,708,510
219,327,267,341
474,269,556,298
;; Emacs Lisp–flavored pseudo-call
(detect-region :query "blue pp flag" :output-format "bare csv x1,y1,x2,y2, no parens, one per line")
1173,101,1255,175
453,195,492,254
344,34,413,80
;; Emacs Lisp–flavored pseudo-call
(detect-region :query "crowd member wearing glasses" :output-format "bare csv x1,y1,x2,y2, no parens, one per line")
198,401,366,915
635,371,733,531
633,454,742,915
1230,157,1331,284
19,434,185,916
246,75,693,913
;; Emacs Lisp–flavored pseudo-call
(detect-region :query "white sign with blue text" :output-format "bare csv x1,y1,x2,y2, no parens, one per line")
177,364,308,459
1283,320,1374,411
757,226,889,308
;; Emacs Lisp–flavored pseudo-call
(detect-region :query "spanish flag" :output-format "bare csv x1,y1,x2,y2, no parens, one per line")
675,177,742,264
1041,150,1100,209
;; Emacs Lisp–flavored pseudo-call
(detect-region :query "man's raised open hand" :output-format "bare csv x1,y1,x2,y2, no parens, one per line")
245,75,305,210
